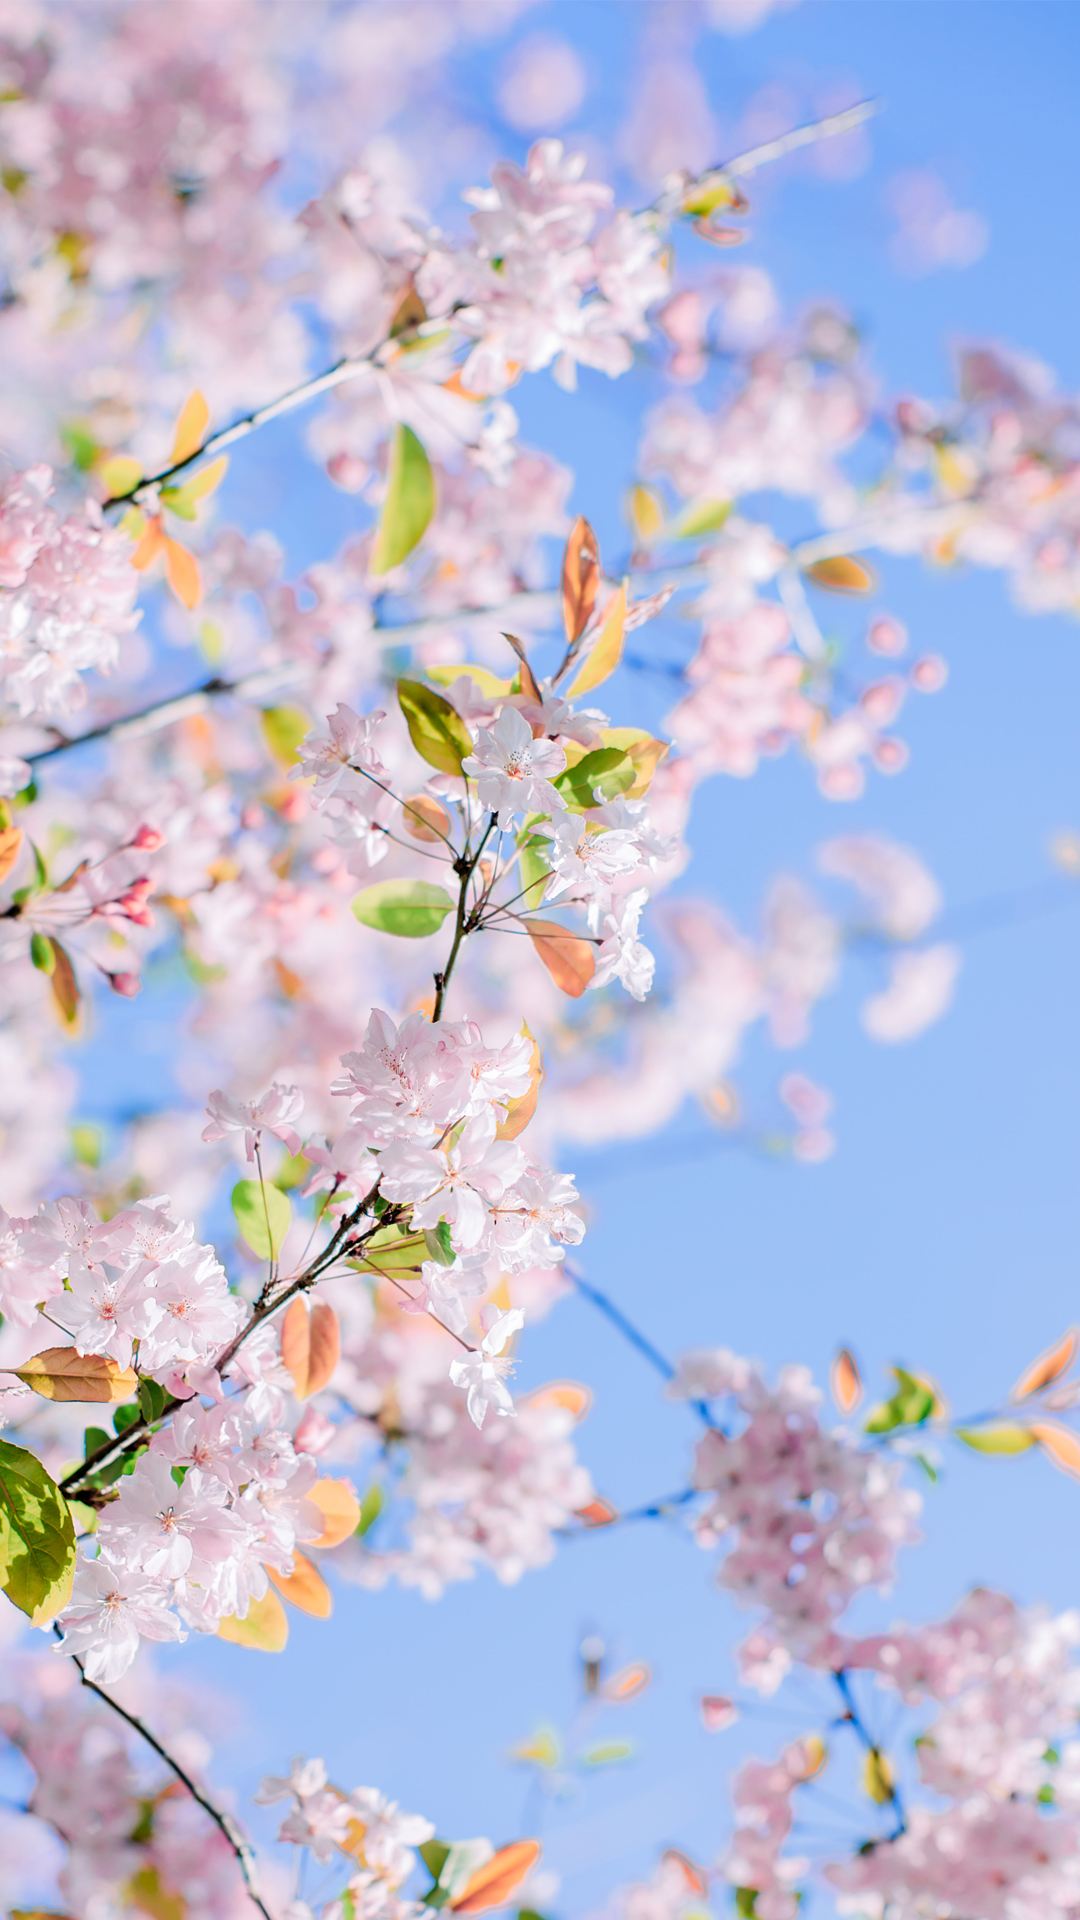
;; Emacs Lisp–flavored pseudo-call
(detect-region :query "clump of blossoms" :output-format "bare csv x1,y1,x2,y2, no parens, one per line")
669,1349,921,1688
417,139,670,395
0,465,139,718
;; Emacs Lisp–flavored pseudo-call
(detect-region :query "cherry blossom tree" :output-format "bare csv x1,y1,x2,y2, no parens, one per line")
1,6,1079,1920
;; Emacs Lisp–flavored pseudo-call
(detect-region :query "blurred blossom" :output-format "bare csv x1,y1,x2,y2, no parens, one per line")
888,169,990,276
496,33,587,131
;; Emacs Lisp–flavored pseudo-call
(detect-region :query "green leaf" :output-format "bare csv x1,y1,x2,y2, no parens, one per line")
260,705,310,770
954,1423,1035,1456
60,419,100,472
397,679,472,776
231,1178,292,1261
138,1378,169,1424
113,1403,141,1434
423,1220,455,1266
352,879,454,939
356,1483,384,1538
29,931,54,974
517,831,552,910
554,748,635,812
372,425,435,574
864,1366,937,1435
0,1437,76,1623
735,1892,759,1920
420,1841,451,1882
83,1425,109,1459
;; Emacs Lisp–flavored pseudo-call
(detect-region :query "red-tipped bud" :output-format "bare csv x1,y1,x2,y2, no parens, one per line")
130,824,165,852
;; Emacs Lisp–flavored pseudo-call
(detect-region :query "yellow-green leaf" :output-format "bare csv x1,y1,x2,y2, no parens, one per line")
862,1751,895,1806
0,1437,76,1624
397,678,472,776
352,879,455,938
566,581,628,699
99,454,144,499
371,424,435,574
260,705,310,769
170,390,210,466
669,499,732,541
231,1179,291,1261
954,1423,1035,1456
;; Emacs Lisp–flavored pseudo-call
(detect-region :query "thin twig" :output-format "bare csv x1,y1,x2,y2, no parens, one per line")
68,1648,276,1920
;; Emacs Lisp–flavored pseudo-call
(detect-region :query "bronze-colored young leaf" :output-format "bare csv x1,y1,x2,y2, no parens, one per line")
280,1298,341,1400
561,515,600,646
451,1839,542,1913
12,1347,138,1405
526,921,596,997
308,1477,361,1548
830,1347,862,1415
269,1551,333,1619
1011,1327,1078,1401
803,555,876,594
1031,1421,1080,1479
496,1026,542,1140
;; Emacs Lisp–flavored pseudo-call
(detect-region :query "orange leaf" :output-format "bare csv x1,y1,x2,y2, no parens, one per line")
0,825,22,882
163,537,201,610
526,920,595,998
217,1587,289,1652
280,1298,340,1400
131,520,166,571
12,1347,137,1404
604,1662,650,1702
501,630,542,704
269,1552,332,1619
308,1477,360,1547
522,1380,591,1421
49,939,80,1028
830,1347,862,1415
1012,1328,1078,1401
496,1025,542,1141
561,516,600,646
1030,1421,1080,1479
575,1498,617,1528
403,794,452,843
170,390,210,466
452,1840,542,1914
803,555,876,595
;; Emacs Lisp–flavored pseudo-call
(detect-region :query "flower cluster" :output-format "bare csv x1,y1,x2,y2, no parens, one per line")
0,1192,240,1366
0,466,139,718
671,1351,921,1686
419,140,669,395
257,1755,434,1917
60,1403,322,1682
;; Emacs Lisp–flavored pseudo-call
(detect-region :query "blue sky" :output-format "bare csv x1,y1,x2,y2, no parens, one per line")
49,3,1080,1911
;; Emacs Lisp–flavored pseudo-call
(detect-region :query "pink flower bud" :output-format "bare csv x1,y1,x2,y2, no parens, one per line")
107,970,141,997
130,824,165,851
